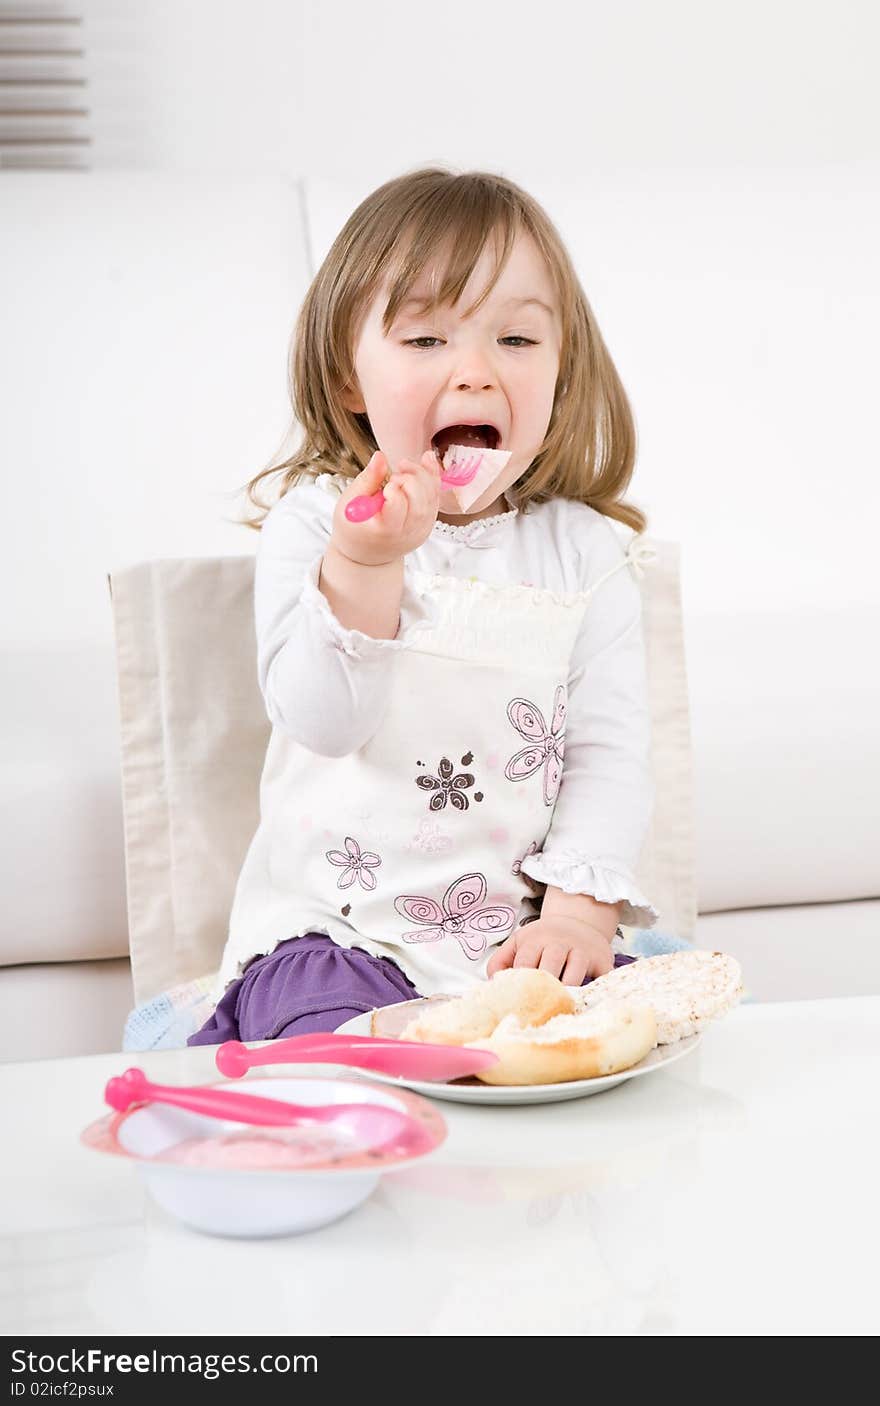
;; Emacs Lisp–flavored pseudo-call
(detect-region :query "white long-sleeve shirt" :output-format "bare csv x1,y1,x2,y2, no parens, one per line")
247,472,659,935
210,475,657,1001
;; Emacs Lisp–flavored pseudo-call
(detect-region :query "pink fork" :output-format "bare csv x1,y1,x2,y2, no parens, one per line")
344,451,485,523
437,451,485,488
104,1066,417,1150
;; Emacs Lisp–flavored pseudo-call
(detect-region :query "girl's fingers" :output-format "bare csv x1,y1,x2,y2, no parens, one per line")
356,450,387,490
486,936,518,976
383,474,412,516
592,943,615,978
386,465,436,522
398,455,441,481
380,478,408,528
537,944,569,980
397,458,441,516
512,937,544,969
560,952,590,987
352,453,437,540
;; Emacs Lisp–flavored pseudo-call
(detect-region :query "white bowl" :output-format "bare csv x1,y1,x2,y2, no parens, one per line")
82,1075,446,1238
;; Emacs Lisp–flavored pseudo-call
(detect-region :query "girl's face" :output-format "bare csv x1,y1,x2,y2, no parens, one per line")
341,231,563,520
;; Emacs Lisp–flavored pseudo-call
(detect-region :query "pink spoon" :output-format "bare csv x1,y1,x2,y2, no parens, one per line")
215,1033,499,1082
344,451,485,523
104,1067,419,1152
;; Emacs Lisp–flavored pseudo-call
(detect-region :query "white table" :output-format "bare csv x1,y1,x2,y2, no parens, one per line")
1,997,878,1337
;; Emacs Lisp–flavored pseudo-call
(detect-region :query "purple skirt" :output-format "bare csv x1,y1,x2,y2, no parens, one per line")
187,933,637,1047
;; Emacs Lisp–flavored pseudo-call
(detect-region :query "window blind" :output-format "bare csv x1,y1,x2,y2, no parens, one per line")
0,3,89,169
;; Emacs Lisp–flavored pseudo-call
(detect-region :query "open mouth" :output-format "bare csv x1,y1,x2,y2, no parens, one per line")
431,423,501,461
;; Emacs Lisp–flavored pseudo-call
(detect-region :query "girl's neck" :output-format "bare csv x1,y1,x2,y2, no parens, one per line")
436,494,509,527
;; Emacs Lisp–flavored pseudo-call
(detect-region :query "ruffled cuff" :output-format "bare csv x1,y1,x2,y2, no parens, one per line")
520,851,660,930
299,552,435,661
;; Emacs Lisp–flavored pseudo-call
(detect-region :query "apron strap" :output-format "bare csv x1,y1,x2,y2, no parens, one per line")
586,534,658,599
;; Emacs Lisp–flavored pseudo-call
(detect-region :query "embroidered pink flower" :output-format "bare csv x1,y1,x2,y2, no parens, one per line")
395,873,516,961
325,836,382,891
504,685,566,806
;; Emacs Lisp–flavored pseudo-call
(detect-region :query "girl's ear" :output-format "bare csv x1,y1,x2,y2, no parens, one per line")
340,381,366,414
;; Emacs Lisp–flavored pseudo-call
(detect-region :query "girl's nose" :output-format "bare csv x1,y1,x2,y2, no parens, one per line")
455,375,495,391
451,357,496,392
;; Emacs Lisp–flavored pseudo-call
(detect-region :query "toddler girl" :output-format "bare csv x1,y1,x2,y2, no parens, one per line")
188,166,660,1046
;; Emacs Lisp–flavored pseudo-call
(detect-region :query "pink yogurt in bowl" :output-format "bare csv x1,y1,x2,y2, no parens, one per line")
156,1126,357,1171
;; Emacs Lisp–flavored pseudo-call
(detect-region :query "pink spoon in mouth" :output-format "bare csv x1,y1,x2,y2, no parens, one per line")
345,451,485,522
104,1068,424,1154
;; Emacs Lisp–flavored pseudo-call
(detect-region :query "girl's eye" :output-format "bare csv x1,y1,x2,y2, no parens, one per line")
402,336,538,349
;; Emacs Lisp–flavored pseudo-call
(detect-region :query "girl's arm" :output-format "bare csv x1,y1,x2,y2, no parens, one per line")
254,480,431,757
489,523,657,983
318,543,404,640
519,517,659,930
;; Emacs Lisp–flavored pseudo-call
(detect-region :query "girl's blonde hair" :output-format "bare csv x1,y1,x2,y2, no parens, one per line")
242,165,646,534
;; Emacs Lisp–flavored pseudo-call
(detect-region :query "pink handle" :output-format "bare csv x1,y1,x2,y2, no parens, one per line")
105,1067,333,1126
217,1035,425,1076
215,1034,499,1081
344,490,386,523
344,452,485,523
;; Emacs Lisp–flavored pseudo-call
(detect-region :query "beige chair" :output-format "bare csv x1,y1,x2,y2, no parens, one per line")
109,543,696,1006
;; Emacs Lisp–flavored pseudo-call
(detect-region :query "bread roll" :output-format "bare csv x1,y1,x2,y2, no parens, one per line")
579,950,744,1043
369,951,743,1086
371,995,450,1040
470,1001,658,1086
399,968,576,1046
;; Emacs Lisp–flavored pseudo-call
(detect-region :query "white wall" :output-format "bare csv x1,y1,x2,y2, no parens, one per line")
76,0,880,614
1,174,306,649
305,170,880,614
83,1,878,180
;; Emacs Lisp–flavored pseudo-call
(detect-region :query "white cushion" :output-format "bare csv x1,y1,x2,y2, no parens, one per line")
697,899,880,1002
0,960,132,1064
2,647,128,965
688,605,880,911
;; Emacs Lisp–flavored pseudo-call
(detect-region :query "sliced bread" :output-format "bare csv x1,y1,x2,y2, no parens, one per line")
579,950,744,1043
398,967,576,1045
470,1001,658,1085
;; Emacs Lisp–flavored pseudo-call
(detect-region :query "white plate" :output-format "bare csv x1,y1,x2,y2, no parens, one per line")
335,1004,701,1105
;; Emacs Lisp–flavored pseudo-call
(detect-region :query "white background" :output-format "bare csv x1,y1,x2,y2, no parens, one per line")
3,0,876,638
74,0,880,620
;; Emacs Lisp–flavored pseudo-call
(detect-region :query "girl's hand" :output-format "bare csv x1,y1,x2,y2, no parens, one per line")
486,916,615,986
331,450,442,567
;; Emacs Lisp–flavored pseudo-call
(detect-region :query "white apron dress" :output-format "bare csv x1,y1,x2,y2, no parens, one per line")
216,554,639,999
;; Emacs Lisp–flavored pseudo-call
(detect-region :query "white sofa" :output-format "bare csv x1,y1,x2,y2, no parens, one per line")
2,172,877,1063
